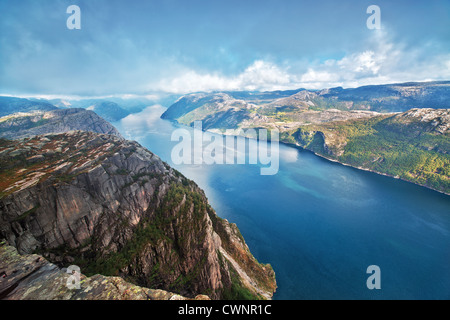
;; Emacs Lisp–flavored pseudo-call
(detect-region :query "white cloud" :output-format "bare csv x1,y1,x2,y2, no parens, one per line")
236,60,292,90
154,60,294,93
295,30,450,89
152,30,450,93
338,51,382,75
300,69,339,83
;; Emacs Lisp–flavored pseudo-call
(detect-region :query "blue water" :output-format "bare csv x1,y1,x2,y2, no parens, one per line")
114,105,450,300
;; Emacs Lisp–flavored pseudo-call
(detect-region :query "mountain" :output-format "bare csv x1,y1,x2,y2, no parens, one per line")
46,94,182,114
86,101,130,122
161,82,450,194
0,243,209,300
0,131,276,300
0,96,57,117
289,108,450,194
0,108,123,140
161,91,385,132
316,81,450,112
162,82,450,124
26,99,131,122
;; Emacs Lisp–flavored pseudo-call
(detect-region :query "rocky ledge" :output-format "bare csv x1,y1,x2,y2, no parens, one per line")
0,243,208,300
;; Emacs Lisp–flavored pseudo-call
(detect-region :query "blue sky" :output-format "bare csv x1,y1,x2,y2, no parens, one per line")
0,0,449,96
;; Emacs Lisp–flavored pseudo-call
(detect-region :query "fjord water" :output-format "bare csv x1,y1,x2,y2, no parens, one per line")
114,105,450,300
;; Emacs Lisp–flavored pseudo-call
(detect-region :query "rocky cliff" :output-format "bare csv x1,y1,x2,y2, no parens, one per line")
0,108,123,140
0,131,276,300
0,243,208,300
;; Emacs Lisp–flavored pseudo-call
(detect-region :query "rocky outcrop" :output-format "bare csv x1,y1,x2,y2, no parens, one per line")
0,131,276,300
0,109,123,140
0,243,208,300
382,108,450,135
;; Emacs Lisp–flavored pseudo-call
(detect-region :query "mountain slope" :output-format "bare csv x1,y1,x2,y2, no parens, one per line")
86,101,130,122
161,81,450,125
288,108,450,194
0,131,276,300
0,96,58,118
318,81,450,112
0,108,123,140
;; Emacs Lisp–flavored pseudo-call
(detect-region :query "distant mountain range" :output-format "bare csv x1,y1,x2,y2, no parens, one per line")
162,81,450,123
1,93,182,127
162,81,450,194
0,96,58,117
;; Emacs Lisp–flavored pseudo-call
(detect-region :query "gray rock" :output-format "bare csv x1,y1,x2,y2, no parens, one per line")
0,243,205,300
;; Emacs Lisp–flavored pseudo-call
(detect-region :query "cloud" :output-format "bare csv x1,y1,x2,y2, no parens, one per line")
295,30,450,89
337,51,383,75
152,29,450,93
236,60,292,91
154,60,294,93
300,69,339,83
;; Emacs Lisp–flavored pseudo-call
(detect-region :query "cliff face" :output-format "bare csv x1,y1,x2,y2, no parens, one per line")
0,243,208,300
0,131,276,300
0,108,123,140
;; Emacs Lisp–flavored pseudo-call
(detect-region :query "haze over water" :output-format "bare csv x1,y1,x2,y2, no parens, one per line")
114,105,450,300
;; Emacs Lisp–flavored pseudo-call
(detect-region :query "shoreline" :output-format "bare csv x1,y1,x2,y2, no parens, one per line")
281,140,450,197
163,118,449,197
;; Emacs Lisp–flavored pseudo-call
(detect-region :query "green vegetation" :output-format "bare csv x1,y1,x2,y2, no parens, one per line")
220,255,260,300
289,115,450,194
